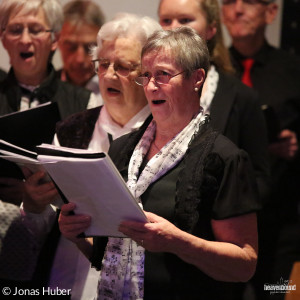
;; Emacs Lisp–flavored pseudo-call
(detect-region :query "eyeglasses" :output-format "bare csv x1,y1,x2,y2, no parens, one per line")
3,24,53,40
92,58,139,77
61,40,97,55
222,0,272,5
135,70,185,86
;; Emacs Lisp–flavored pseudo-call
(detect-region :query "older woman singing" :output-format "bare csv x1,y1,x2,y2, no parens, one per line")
59,27,260,300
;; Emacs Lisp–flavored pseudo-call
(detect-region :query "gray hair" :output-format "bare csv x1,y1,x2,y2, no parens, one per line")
0,0,64,34
142,27,210,79
63,0,105,29
92,13,161,59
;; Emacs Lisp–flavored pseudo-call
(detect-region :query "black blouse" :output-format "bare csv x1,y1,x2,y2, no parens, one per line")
92,121,261,300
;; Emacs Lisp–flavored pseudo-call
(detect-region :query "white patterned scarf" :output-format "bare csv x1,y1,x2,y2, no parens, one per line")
97,110,206,300
200,65,219,114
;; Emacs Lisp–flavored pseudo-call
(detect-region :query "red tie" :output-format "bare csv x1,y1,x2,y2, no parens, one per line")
241,58,254,87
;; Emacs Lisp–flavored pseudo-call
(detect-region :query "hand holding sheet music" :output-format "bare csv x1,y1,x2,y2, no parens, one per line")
0,141,147,237
37,144,148,237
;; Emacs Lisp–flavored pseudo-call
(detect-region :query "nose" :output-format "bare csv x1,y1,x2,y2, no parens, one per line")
19,28,32,43
146,76,159,92
103,63,117,78
233,0,245,12
74,45,87,64
171,20,182,29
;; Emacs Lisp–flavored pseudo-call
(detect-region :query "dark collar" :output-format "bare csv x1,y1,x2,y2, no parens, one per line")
3,64,58,110
230,40,274,67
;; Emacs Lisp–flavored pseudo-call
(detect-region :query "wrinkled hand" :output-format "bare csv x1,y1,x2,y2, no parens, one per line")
0,177,25,205
268,129,298,160
23,168,58,213
119,211,182,252
59,202,91,244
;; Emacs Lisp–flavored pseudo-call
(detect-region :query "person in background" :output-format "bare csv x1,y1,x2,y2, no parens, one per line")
59,27,260,300
0,0,97,119
158,0,269,203
222,1,300,299
57,0,105,105
0,0,99,205
16,13,161,300
0,69,6,81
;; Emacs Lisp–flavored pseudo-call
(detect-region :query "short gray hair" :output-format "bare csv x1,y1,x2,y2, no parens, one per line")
142,27,210,79
92,13,161,59
0,0,63,34
63,0,105,29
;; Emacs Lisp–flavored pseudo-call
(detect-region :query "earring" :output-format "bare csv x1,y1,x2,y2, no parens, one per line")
194,87,199,92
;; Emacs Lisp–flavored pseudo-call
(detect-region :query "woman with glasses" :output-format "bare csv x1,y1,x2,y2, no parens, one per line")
19,13,161,299
59,27,260,300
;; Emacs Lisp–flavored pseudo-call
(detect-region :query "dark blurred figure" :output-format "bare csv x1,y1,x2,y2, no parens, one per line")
0,69,6,81
222,1,300,299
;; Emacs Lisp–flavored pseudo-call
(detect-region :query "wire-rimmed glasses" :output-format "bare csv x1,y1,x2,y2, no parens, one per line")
2,24,53,40
135,70,185,86
92,58,139,77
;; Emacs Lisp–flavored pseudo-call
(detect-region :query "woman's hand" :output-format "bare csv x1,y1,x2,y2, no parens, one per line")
120,211,258,282
59,202,93,259
119,211,182,252
22,168,58,213
59,202,91,244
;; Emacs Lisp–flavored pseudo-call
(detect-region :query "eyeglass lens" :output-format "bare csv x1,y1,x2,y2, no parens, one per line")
94,59,134,77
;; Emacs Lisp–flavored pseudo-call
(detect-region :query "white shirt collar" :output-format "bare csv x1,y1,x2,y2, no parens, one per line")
88,105,151,152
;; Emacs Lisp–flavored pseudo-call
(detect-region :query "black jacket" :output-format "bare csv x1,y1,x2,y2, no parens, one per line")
0,65,91,120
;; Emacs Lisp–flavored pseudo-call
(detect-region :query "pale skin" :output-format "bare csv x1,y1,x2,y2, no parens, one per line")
222,0,298,159
59,49,258,282
98,37,147,126
1,7,58,86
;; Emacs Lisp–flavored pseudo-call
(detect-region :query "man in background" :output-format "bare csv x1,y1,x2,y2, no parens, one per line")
222,1,300,299
57,0,105,105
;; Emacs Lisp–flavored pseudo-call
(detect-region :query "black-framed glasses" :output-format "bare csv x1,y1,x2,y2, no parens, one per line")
3,24,53,40
135,70,185,86
92,58,139,77
222,0,272,5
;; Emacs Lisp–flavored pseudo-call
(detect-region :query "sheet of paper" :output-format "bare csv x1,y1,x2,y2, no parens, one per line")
38,154,147,237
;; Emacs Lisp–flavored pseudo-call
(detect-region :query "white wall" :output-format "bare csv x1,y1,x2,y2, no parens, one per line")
0,0,282,72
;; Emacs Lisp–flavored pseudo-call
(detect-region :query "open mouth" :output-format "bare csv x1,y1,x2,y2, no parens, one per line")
107,87,121,94
20,52,34,59
152,100,166,104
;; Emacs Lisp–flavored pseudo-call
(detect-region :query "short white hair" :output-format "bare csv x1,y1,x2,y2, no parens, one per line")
91,13,161,59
